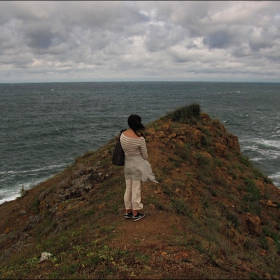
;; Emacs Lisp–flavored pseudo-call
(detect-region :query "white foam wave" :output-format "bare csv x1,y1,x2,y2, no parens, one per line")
259,139,280,149
251,157,263,162
241,138,280,160
0,163,66,176
0,193,20,205
270,172,280,180
0,175,52,205
252,149,279,159
240,138,280,150
242,144,259,152
269,172,280,188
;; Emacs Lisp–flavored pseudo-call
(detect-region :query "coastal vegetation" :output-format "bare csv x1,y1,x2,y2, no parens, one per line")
0,104,280,279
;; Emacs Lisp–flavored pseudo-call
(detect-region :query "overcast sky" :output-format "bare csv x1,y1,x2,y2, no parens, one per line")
1,1,280,83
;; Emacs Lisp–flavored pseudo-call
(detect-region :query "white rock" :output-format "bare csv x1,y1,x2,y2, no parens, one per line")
39,252,53,263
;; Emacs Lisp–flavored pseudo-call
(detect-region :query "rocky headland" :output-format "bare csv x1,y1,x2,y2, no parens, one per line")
1,105,280,279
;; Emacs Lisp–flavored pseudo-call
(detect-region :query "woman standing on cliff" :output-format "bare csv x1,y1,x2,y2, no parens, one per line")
120,114,158,222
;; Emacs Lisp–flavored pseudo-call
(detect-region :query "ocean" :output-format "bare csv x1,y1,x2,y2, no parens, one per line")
0,82,279,204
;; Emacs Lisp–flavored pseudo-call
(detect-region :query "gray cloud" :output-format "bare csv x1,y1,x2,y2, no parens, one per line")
0,1,280,82
203,31,231,49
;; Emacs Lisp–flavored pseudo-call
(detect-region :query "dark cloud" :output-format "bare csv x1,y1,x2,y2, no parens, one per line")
26,29,54,49
203,31,231,49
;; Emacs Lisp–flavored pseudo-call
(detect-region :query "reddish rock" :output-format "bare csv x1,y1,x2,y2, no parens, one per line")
246,213,262,236
214,142,228,157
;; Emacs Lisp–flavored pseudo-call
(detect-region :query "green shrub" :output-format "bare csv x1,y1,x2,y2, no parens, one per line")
264,176,273,184
207,185,217,197
263,227,280,253
250,272,262,279
225,210,241,229
202,193,211,208
147,197,169,211
258,235,269,250
243,237,259,251
166,103,201,123
239,155,252,167
244,179,261,202
197,170,213,185
195,152,211,167
171,198,189,216
161,184,173,196
174,144,191,161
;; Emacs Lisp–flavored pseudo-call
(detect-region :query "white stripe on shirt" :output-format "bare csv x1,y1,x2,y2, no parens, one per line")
120,133,148,160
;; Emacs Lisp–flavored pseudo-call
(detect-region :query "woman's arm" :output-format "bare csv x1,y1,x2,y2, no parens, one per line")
139,137,148,160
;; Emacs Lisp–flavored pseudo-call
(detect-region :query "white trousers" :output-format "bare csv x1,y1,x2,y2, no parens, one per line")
124,179,143,210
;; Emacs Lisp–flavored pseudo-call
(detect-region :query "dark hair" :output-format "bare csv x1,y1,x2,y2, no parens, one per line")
128,114,145,136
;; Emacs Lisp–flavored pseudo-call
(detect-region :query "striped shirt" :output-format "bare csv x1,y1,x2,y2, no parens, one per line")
120,133,148,160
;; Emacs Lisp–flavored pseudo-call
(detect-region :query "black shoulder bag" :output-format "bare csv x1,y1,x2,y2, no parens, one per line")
112,130,125,166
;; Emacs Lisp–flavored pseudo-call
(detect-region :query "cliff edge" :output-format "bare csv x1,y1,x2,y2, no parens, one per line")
1,105,280,279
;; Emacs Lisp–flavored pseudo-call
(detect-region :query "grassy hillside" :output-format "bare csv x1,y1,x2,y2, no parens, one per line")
1,104,280,279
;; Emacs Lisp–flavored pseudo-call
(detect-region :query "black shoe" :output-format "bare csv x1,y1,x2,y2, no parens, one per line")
133,213,145,222
124,212,133,219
